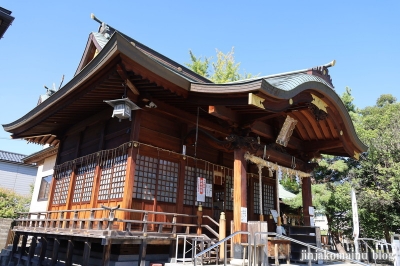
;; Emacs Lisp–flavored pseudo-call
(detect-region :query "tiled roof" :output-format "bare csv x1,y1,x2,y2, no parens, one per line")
265,73,334,91
0,150,27,163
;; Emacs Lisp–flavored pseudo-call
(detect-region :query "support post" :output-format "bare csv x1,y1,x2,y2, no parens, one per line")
138,239,148,266
65,239,74,266
82,240,92,266
302,176,312,226
27,235,37,266
219,212,226,260
8,232,20,266
233,148,247,259
7,232,20,266
16,234,27,266
197,204,203,235
50,238,60,266
102,239,112,266
38,237,48,266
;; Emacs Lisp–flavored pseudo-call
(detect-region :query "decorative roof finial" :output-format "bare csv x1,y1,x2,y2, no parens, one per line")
91,13,113,39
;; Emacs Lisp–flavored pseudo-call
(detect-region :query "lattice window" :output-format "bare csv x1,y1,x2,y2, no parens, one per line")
52,167,72,205
133,155,157,200
157,159,178,203
225,175,233,210
98,152,127,201
72,162,95,203
133,155,178,203
263,183,275,214
184,166,196,205
184,166,213,207
110,154,127,199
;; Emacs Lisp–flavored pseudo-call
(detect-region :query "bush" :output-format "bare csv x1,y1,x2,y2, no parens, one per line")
0,188,30,218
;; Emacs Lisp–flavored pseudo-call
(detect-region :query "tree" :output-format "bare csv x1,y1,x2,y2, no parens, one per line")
186,47,256,83
353,96,400,242
0,188,30,218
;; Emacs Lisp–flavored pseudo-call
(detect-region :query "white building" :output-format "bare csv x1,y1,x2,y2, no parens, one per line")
23,146,58,213
0,150,37,196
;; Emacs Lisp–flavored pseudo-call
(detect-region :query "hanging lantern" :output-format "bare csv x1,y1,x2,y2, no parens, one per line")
104,98,141,121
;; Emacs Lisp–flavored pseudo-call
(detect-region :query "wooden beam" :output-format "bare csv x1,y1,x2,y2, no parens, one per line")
117,64,140,95
209,105,239,124
250,121,304,151
151,99,230,136
303,140,343,152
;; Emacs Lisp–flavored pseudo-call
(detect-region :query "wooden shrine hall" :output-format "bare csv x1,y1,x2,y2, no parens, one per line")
2,15,367,266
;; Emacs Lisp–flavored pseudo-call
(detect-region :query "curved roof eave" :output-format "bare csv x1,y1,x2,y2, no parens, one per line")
3,32,192,135
191,74,368,153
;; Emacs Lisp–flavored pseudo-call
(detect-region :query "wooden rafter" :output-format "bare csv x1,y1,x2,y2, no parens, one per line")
116,64,140,95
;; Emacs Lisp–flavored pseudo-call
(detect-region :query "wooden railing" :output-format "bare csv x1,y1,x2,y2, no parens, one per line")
13,205,218,239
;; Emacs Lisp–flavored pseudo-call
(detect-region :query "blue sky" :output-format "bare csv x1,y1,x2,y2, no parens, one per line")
1,1,399,155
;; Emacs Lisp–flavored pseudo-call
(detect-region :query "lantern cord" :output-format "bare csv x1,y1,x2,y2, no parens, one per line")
122,82,127,98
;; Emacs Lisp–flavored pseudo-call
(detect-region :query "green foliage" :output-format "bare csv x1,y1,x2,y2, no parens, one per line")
186,47,257,83
0,188,30,218
341,87,357,113
324,182,353,237
353,96,400,240
376,94,397,107
280,175,300,194
186,50,210,78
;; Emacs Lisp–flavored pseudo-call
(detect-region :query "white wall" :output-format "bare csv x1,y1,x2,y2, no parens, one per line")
0,161,37,196
29,155,56,213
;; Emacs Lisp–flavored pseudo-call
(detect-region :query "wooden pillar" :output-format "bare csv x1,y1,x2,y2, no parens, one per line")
233,148,247,259
90,165,102,210
102,239,112,266
50,238,60,266
65,170,77,219
302,176,312,226
65,239,74,266
138,239,147,266
82,240,92,266
16,234,27,265
7,233,19,266
27,235,37,266
38,237,48,266
120,111,141,218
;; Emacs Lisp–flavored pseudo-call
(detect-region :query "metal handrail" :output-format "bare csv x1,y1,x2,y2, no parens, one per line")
194,230,370,266
272,233,370,266
359,237,393,246
202,215,219,227
201,224,219,239
194,231,250,266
